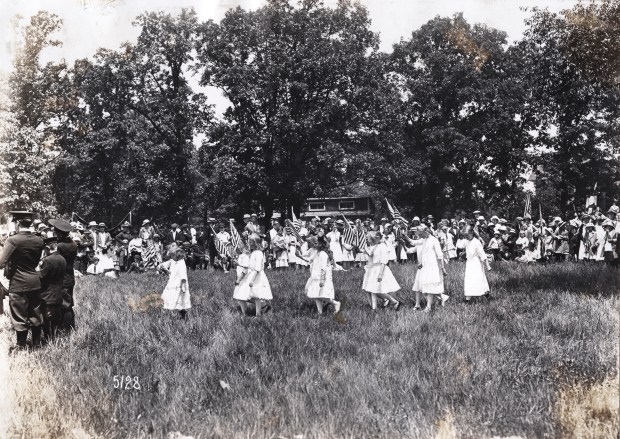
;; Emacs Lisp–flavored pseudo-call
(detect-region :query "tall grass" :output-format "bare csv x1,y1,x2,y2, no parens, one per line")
9,262,619,439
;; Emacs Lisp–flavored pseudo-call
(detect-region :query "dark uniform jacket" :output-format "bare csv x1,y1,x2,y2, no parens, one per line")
39,252,67,305
0,231,44,293
57,238,78,288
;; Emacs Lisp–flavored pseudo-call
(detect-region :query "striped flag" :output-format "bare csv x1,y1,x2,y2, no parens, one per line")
142,243,158,269
357,228,367,250
524,192,532,218
210,226,229,257
385,198,409,227
229,219,242,252
285,219,303,245
291,207,301,230
341,214,357,246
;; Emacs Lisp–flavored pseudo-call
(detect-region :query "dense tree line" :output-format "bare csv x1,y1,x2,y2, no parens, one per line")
1,0,618,225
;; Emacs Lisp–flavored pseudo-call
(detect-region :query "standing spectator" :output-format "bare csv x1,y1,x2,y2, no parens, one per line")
0,212,45,350
39,238,66,340
50,219,78,330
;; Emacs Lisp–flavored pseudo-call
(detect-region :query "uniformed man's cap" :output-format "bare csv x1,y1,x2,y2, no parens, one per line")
10,211,34,226
49,219,73,233
171,223,178,228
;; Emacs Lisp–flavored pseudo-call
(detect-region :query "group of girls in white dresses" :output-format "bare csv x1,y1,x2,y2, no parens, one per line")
159,227,492,319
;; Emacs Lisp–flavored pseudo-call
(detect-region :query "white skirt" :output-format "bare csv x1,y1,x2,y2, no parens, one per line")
305,275,335,300
362,264,400,294
233,271,273,300
330,242,344,262
162,285,191,310
464,258,489,296
412,269,421,292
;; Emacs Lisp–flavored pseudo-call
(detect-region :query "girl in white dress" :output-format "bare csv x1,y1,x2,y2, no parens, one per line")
296,233,310,269
272,228,289,269
296,236,341,314
287,233,299,269
326,226,344,264
464,228,491,302
233,241,251,314
417,226,448,312
384,227,398,264
160,248,191,319
362,231,400,310
234,234,272,316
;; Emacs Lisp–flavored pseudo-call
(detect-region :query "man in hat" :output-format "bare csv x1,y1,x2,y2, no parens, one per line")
166,223,181,245
206,217,218,267
379,217,389,233
87,221,100,253
0,212,45,350
98,222,112,249
39,237,66,340
114,222,132,271
180,224,193,244
49,218,79,330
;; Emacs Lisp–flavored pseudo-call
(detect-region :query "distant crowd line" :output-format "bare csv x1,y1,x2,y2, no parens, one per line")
0,203,619,350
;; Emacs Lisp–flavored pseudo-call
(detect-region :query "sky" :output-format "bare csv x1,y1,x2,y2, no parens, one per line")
0,0,579,115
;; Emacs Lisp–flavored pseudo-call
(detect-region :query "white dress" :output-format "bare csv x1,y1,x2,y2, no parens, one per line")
305,251,335,299
385,233,397,261
326,230,343,262
161,259,191,310
362,243,400,294
409,239,424,292
233,253,250,300
418,235,445,295
234,250,272,300
464,238,490,297
341,241,355,262
296,242,310,267
288,236,299,264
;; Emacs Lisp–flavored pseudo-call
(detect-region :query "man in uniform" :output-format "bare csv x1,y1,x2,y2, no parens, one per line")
39,237,67,340
50,219,78,330
0,212,45,350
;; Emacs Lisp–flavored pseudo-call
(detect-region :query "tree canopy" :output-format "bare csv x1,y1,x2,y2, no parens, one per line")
1,0,618,223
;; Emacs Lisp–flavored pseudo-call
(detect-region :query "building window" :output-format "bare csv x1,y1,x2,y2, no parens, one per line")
308,202,326,211
339,200,355,210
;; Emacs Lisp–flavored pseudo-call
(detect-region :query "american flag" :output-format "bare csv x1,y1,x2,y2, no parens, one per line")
142,242,159,269
385,198,409,227
291,207,301,230
524,192,532,218
341,214,357,246
229,219,242,252
210,225,229,257
357,227,367,250
285,219,303,244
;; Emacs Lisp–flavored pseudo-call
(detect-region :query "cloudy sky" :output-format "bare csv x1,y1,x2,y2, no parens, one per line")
0,0,578,114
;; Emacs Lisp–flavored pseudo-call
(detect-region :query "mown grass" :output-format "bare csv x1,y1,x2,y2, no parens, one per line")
9,261,619,439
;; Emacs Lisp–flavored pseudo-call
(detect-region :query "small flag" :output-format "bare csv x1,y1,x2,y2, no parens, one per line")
524,192,532,218
341,214,357,246
357,228,367,250
211,225,229,257
285,219,303,245
229,219,242,252
291,207,301,230
385,198,409,227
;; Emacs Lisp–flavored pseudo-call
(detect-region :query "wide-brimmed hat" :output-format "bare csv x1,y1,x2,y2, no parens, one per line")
478,216,485,221
412,216,420,221
88,221,98,227
142,219,150,225
243,214,251,219
335,219,344,225
473,210,481,215
585,222,595,229
516,216,523,221
602,220,614,228
99,222,106,228
499,218,508,224
491,215,499,221
251,213,258,218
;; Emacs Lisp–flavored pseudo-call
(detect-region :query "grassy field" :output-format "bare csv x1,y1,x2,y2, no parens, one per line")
7,261,619,439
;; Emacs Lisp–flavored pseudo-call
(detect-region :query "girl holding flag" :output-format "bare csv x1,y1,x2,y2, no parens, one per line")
362,231,401,310
296,236,341,315
233,234,273,317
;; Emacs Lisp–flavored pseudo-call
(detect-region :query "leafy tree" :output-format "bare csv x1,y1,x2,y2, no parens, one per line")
195,0,387,223
53,9,211,222
0,12,64,216
388,14,531,217
518,0,620,214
